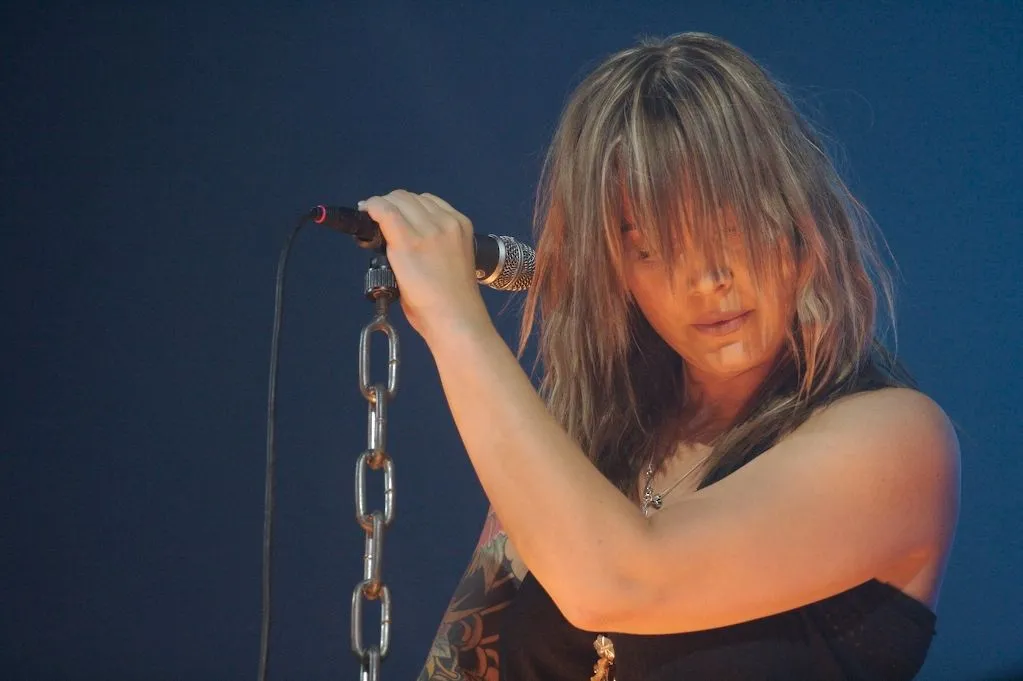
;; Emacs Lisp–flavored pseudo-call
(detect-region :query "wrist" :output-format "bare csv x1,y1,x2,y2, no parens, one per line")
420,308,499,354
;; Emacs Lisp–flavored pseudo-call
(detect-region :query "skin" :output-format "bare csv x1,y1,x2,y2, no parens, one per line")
363,189,959,643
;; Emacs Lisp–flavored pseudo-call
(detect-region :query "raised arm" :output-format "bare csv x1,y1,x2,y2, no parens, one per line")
417,505,528,681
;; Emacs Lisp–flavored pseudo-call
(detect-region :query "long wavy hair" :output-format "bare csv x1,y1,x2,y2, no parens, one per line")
517,32,916,499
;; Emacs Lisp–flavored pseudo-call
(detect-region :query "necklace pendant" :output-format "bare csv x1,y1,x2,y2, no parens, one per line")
640,494,662,518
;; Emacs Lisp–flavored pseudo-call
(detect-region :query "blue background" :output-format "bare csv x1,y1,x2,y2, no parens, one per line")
3,2,1021,679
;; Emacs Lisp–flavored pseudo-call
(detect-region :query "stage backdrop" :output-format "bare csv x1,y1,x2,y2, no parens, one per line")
2,2,1020,680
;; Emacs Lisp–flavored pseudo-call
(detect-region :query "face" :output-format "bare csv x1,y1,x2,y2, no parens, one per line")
620,200,798,395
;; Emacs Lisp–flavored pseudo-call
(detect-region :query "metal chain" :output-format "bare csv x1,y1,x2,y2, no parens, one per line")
351,254,399,681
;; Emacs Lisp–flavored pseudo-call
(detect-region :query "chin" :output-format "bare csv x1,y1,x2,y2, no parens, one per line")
711,339,756,369
719,339,790,377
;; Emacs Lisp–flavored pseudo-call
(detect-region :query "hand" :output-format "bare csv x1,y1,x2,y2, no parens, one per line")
358,190,493,343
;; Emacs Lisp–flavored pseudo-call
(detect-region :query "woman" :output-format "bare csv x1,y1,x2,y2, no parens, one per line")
360,32,960,681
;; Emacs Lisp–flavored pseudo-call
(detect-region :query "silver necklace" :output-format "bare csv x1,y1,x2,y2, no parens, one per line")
641,452,713,516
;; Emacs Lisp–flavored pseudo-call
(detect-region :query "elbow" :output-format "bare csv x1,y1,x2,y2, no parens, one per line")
561,600,603,632
561,591,622,633
560,577,651,633
546,569,625,631
563,529,669,632
561,555,658,632
558,511,661,632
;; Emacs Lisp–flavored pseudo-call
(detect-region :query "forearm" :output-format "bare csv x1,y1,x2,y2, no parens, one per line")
424,322,647,622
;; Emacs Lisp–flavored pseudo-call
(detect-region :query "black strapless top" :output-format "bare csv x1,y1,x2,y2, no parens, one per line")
500,571,936,681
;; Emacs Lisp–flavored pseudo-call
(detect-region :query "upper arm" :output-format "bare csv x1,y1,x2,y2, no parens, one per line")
418,506,528,681
596,388,960,634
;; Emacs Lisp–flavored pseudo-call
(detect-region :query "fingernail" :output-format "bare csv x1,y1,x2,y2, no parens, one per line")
357,200,366,210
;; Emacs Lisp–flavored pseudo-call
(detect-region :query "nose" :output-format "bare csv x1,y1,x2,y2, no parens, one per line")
686,265,733,295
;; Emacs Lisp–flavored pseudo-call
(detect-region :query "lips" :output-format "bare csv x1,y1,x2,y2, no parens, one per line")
693,309,749,326
692,310,752,336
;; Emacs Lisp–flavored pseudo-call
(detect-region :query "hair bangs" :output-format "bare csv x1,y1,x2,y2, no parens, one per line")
614,76,791,296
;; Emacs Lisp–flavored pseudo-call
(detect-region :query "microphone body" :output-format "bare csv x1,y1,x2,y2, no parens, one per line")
310,205,535,292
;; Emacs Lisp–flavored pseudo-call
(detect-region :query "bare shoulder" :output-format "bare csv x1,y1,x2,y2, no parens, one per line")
794,386,962,546
803,387,960,466
799,386,960,490
813,385,950,423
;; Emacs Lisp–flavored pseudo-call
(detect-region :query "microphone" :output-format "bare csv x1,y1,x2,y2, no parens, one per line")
309,205,535,292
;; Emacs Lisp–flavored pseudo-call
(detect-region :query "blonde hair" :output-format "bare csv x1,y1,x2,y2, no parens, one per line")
517,32,914,496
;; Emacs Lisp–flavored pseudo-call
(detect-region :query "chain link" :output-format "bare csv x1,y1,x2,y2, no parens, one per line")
351,256,399,681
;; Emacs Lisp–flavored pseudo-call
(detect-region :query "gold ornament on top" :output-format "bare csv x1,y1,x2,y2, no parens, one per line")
590,634,616,681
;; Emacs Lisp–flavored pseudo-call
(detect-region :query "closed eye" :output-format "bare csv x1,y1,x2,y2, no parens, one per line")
622,223,661,264
628,244,660,264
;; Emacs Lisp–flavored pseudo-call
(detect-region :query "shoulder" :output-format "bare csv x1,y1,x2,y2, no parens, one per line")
701,384,962,556
802,387,959,468
786,386,961,542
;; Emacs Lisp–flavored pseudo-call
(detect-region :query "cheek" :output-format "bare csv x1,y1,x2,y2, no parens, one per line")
629,289,666,329
627,281,681,340
624,268,663,308
746,293,796,357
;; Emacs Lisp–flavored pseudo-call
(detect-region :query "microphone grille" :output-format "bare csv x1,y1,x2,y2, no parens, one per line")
487,236,535,292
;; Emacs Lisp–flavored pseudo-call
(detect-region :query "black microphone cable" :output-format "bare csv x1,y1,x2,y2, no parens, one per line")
258,214,306,681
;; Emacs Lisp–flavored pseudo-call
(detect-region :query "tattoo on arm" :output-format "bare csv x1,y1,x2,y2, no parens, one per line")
419,508,524,681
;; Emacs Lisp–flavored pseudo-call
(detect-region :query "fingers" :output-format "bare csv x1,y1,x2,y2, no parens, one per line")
360,189,471,246
419,192,472,234
360,190,426,241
